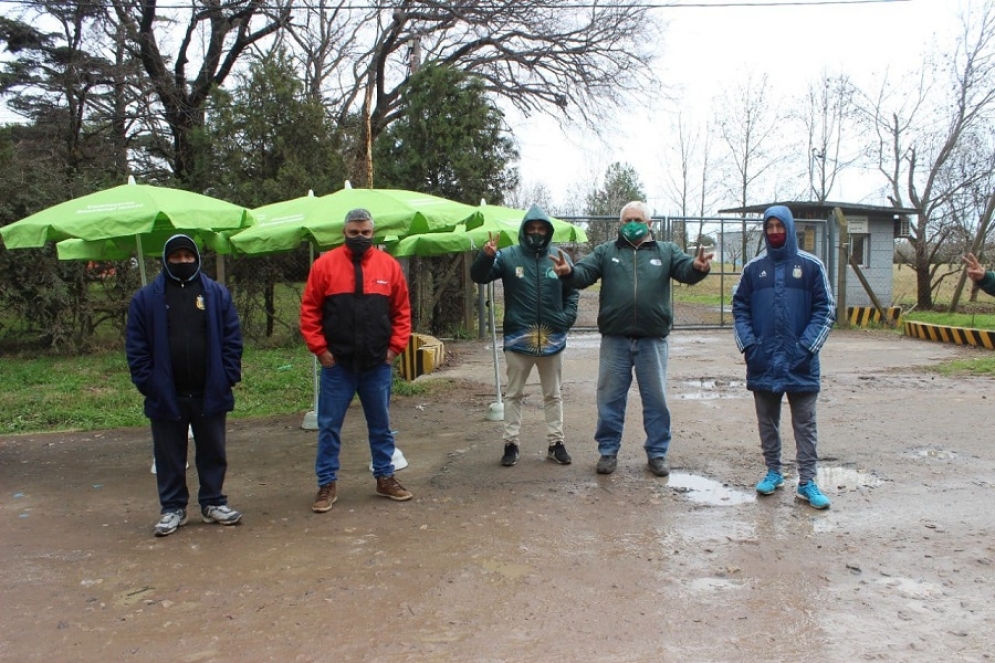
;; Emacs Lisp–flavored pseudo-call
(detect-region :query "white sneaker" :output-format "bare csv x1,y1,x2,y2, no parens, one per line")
201,504,242,525
153,509,188,537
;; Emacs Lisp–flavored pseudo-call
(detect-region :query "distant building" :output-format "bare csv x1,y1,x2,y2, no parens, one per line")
719,201,917,308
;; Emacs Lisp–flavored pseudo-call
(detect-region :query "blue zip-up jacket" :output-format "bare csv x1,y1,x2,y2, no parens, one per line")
126,271,243,420
470,205,579,356
732,205,835,393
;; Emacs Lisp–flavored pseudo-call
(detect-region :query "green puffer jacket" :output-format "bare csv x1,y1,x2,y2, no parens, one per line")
566,237,708,338
470,206,579,356
978,271,995,298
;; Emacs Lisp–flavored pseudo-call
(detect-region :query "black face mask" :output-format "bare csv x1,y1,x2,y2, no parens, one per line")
167,261,199,282
345,235,372,257
523,232,547,252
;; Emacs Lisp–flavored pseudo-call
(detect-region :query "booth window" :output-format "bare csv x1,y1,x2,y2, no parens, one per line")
851,233,870,267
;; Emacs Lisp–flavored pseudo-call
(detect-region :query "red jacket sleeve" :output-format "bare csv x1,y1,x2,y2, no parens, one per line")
300,253,331,356
389,259,412,356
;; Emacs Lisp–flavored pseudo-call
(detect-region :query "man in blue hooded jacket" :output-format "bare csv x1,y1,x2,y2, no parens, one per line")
470,205,579,467
126,234,244,536
732,206,836,509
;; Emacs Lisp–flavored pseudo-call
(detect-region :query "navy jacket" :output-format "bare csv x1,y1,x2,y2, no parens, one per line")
732,205,835,393
126,272,243,419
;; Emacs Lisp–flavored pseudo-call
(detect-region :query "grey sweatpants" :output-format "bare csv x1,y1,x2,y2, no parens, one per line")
752,390,820,484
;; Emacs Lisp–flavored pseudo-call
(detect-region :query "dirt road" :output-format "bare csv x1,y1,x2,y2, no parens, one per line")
2,328,994,662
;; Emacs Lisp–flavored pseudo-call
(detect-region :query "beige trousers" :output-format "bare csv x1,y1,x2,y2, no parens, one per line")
502,350,564,446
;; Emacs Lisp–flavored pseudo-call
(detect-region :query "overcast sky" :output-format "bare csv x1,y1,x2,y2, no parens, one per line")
510,0,964,213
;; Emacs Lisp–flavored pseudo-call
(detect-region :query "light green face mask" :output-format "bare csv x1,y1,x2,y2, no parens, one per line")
620,221,649,244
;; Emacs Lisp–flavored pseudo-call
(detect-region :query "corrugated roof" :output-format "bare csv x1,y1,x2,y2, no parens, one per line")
717,200,918,216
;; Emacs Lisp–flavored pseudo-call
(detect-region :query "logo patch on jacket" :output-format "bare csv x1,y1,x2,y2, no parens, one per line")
793,265,802,279
650,258,662,266
515,266,524,278
196,295,205,311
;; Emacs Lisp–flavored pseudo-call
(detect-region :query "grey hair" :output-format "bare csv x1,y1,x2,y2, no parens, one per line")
619,201,651,223
344,208,374,228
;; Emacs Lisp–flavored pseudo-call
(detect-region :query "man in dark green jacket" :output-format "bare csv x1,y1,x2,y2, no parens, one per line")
471,205,579,467
552,201,712,476
963,252,995,296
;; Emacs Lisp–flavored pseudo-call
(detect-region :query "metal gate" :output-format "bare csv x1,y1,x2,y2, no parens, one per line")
556,214,831,330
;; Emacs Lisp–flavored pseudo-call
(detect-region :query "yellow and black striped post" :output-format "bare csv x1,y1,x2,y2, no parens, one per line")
847,306,902,327
398,333,447,380
904,321,995,349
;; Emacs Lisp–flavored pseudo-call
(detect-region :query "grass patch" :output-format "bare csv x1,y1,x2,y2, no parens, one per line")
929,354,995,377
0,344,439,435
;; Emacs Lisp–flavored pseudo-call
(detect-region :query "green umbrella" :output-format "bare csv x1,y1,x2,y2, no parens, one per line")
467,203,588,243
0,176,253,282
230,186,479,256
389,221,517,258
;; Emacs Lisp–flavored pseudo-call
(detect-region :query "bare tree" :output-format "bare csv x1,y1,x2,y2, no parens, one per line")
716,73,782,266
856,1,995,309
716,73,781,211
800,72,857,203
317,0,659,186
109,0,290,186
662,113,721,249
505,180,554,213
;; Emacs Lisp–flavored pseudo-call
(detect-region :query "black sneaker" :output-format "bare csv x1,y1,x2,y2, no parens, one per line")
501,443,520,466
596,455,617,475
547,442,572,465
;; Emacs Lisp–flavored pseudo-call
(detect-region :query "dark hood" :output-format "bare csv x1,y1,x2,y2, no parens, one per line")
763,205,798,260
518,204,554,254
162,233,202,283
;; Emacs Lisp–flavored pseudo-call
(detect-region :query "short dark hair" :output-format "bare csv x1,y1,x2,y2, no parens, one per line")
344,208,374,228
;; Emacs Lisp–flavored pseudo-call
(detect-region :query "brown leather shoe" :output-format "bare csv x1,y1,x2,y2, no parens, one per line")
375,475,413,501
312,481,337,513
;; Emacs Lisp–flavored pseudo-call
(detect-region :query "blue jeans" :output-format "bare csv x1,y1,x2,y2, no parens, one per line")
595,335,671,458
316,362,395,486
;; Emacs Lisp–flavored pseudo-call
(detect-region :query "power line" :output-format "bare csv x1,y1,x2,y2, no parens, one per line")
0,0,912,10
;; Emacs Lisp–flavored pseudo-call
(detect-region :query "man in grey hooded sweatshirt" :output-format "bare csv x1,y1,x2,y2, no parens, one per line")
470,205,579,467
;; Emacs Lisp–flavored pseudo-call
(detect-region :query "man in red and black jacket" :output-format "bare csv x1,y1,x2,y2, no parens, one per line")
300,208,413,513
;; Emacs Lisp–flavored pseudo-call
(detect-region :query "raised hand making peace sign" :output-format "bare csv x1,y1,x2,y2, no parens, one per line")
693,245,714,273
962,252,987,283
482,231,499,257
550,250,572,277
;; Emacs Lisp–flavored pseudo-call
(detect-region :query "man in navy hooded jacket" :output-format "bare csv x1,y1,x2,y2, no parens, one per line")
126,234,244,536
732,206,836,509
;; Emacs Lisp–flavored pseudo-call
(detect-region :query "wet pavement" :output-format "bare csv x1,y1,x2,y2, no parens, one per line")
2,329,995,661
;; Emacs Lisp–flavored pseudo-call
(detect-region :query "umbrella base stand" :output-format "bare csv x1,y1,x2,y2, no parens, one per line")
301,410,319,431
486,401,504,421
369,447,409,472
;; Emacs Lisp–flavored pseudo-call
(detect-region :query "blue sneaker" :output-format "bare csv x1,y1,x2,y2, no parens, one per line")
796,482,831,509
755,470,784,495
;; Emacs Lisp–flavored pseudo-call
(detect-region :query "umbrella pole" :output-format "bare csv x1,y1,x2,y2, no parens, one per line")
302,242,319,430
486,281,504,421
136,235,148,285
